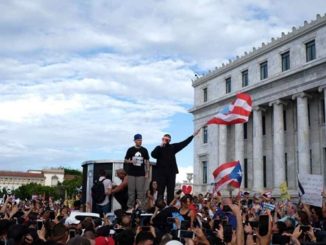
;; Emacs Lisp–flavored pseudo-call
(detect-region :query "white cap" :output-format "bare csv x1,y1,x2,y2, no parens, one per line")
65,217,80,225
166,241,183,245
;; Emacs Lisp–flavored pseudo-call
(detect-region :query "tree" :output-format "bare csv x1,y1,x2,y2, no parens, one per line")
58,175,82,199
62,168,82,176
12,168,82,200
13,183,61,200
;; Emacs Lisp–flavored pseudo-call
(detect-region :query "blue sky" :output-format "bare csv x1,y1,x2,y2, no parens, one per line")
0,0,325,182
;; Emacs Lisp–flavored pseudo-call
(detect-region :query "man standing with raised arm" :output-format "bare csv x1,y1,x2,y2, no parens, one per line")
151,129,200,204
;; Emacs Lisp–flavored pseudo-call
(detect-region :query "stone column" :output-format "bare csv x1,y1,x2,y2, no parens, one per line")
318,85,326,125
219,125,227,164
318,86,326,185
269,100,286,191
235,124,244,187
252,107,264,191
292,92,310,174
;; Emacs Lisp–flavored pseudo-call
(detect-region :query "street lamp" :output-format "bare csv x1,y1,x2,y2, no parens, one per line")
186,173,193,183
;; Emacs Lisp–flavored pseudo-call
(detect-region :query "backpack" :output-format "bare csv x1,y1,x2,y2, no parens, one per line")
91,179,106,204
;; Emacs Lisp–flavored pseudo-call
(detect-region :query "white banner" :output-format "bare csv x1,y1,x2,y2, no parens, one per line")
298,173,323,207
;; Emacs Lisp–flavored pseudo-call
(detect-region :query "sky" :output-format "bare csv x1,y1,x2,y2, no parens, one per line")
0,0,325,183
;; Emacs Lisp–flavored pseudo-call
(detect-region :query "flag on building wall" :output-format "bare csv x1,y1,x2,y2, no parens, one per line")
207,93,252,125
213,161,242,192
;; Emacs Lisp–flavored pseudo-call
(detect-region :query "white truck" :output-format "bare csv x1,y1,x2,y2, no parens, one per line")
81,160,125,212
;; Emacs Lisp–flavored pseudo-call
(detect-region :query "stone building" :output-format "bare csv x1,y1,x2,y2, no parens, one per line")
0,168,66,191
0,171,45,192
190,14,326,194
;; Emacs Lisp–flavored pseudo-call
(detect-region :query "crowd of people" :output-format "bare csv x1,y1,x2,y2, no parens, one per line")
1,132,326,244
1,187,326,244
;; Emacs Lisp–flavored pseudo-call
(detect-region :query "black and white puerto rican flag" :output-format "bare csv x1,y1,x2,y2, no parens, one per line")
298,177,305,197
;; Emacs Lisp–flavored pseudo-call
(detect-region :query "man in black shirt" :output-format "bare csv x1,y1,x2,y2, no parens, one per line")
151,129,200,204
124,134,149,212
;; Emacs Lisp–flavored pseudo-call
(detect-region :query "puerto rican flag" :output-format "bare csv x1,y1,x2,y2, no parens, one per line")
207,93,252,125
213,161,242,192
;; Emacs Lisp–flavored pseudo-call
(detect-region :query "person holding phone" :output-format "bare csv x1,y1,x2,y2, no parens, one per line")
151,129,200,204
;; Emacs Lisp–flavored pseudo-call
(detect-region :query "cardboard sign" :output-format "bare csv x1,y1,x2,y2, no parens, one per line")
279,182,291,200
298,174,323,207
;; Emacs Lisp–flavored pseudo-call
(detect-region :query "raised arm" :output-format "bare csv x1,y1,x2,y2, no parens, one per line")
151,146,162,159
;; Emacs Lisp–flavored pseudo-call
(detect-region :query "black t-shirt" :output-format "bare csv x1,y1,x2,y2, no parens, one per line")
124,146,149,176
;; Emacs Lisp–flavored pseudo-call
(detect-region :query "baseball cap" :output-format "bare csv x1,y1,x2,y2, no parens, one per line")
95,236,115,245
134,134,142,140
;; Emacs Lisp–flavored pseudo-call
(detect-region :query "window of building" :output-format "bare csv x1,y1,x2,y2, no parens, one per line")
262,115,266,135
225,77,231,94
306,40,316,62
263,156,267,188
202,161,207,184
285,153,288,185
51,176,59,186
321,99,325,123
260,61,268,80
244,158,248,188
281,51,290,71
203,126,208,144
283,110,287,131
243,123,248,139
203,87,208,102
242,70,249,87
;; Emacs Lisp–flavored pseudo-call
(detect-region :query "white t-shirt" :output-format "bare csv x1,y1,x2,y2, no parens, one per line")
98,176,112,206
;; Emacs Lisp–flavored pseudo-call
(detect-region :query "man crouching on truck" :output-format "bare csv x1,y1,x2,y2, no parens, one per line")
112,169,128,210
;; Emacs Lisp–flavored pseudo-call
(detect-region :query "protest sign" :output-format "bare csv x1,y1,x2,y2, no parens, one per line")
298,174,323,207
280,182,291,200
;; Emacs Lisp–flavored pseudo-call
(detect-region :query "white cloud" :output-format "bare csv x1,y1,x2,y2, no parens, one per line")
0,0,325,170
176,166,194,184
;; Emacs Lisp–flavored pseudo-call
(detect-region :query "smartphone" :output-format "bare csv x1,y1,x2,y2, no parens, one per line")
248,199,253,207
272,234,291,244
213,219,221,230
223,225,233,243
249,221,259,228
49,211,55,220
223,205,232,212
181,220,191,230
300,225,310,232
178,230,195,239
167,217,175,223
37,220,43,230
204,228,213,236
258,215,269,236
222,218,228,226
141,226,151,232
69,229,76,238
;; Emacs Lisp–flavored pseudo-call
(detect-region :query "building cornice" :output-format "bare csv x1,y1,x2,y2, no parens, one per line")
189,57,326,116
192,13,326,87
